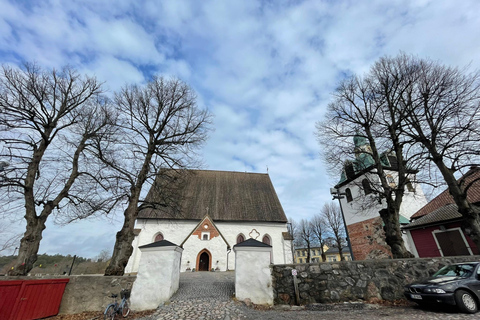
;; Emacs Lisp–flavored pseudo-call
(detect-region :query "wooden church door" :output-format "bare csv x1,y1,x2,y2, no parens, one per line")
198,251,210,271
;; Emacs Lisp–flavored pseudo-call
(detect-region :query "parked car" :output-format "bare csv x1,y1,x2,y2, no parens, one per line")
404,262,480,313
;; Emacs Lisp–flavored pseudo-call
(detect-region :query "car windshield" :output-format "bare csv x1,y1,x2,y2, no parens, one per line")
433,264,476,278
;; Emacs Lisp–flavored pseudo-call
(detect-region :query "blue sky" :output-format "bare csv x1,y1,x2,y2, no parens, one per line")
1,0,480,258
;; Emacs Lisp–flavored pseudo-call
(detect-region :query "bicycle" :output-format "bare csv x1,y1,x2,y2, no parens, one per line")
104,288,131,319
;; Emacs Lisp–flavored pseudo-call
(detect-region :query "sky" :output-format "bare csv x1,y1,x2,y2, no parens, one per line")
1,0,480,258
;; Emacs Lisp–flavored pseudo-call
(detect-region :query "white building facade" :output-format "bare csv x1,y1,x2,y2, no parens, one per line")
125,170,293,273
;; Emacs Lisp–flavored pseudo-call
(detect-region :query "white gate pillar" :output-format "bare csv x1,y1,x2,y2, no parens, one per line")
234,238,273,305
130,240,183,311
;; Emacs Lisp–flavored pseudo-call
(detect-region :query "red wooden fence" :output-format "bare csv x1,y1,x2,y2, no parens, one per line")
0,278,69,320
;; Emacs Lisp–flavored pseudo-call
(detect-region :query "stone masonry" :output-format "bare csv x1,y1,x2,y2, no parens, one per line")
272,255,480,305
348,217,392,260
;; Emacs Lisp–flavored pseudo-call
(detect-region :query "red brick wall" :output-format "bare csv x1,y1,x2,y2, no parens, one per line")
192,219,220,239
347,217,392,260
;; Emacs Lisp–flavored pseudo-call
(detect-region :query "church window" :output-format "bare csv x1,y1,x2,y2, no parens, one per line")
386,174,396,187
236,234,245,244
202,232,210,240
154,233,164,242
362,179,373,195
345,188,353,203
262,235,271,245
406,179,415,192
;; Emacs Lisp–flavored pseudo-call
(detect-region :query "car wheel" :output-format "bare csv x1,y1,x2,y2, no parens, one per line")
455,289,478,314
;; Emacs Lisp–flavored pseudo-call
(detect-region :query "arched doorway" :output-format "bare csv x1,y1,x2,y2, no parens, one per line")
196,249,211,271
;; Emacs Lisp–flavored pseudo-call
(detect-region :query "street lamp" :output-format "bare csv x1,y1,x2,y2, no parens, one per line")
330,188,355,261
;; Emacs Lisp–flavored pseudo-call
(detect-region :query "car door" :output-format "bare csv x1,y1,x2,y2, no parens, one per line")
469,264,480,298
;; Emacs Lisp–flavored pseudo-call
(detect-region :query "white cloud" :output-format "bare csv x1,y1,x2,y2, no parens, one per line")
1,0,480,256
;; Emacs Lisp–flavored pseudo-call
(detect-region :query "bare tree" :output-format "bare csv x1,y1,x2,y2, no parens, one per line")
321,203,346,261
0,64,113,275
287,217,298,261
287,217,298,245
297,219,314,263
96,249,112,263
310,214,328,262
90,76,212,276
386,55,480,246
0,221,21,254
316,64,417,258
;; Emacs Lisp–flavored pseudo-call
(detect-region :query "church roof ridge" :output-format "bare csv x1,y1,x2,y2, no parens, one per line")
138,169,287,222
189,169,269,175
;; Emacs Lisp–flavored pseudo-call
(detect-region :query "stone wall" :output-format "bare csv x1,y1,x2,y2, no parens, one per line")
348,217,392,260
272,255,480,305
3,275,136,314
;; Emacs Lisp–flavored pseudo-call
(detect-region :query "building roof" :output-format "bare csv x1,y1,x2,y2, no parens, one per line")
139,239,179,249
325,246,351,254
410,166,480,219
138,170,288,223
403,204,461,229
233,238,271,248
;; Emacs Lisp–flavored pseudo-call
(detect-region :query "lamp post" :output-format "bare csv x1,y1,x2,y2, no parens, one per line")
330,188,355,261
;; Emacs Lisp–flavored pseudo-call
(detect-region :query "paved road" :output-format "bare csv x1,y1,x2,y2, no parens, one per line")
139,271,478,320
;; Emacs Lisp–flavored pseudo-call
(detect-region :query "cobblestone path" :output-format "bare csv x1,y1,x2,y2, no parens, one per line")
139,271,478,320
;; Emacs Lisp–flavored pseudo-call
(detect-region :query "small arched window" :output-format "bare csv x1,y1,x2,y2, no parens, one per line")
154,233,164,242
236,234,245,244
406,179,415,192
262,235,271,245
362,179,373,195
345,188,353,203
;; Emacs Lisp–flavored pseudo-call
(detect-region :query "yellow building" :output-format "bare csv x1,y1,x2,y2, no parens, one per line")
294,246,351,263
324,246,351,262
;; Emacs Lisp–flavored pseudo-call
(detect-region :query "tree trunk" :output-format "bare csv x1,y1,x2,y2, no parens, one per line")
338,247,344,261
8,215,47,275
104,203,138,276
320,244,326,262
379,206,414,259
306,242,311,263
363,125,413,259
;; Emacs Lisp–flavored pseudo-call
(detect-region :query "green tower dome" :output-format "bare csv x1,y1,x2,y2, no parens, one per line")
354,134,368,147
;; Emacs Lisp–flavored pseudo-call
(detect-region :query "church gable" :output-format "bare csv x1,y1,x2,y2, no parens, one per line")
180,215,231,248
191,216,220,240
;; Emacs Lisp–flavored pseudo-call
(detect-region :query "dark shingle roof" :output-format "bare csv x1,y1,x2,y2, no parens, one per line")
411,167,480,219
325,246,350,254
233,238,271,248
403,204,461,229
139,239,179,249
138,170,287,223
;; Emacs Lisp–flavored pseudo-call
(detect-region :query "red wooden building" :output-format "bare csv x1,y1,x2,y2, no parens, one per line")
404,166,480,257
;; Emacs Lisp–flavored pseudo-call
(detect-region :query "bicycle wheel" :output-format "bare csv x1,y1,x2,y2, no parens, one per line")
104,305,116,320
122,300,130,318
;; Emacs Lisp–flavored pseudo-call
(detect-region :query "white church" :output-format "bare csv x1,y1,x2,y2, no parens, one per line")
125,170,293,273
